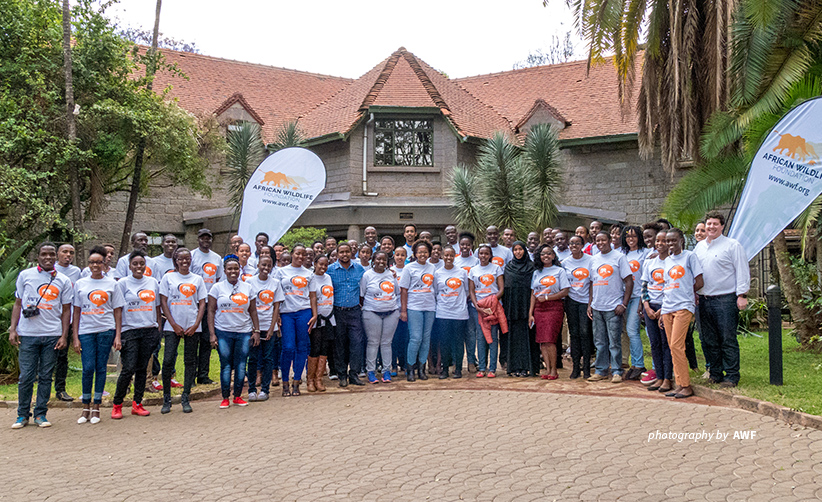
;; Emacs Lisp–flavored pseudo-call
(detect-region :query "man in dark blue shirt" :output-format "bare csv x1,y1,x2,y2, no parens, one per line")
326,242,366,386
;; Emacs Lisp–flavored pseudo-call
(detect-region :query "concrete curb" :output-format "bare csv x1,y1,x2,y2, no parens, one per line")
692,384,822,431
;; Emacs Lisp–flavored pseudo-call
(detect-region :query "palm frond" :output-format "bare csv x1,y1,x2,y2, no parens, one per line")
522,124,562,231
268,120,304,153
446,164,485,237
796,195,822,256
226,121,265,211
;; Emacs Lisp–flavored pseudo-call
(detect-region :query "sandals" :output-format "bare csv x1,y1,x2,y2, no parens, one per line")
282,383,292,397
90,409,101,424
77,409,90,424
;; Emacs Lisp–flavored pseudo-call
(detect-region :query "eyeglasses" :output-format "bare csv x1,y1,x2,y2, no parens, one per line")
88,260,104,265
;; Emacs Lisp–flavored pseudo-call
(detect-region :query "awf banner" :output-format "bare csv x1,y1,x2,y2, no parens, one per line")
729,97,822,260
237,147,326,244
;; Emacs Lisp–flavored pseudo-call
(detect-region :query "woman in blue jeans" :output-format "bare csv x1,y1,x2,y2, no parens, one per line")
72,246,124,424
208,255,260,409
620,225,649,380
468,245,504,378
274,244,315,397
399,240,436,381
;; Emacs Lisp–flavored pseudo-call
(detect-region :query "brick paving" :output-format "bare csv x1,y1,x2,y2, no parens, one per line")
2,377,821,501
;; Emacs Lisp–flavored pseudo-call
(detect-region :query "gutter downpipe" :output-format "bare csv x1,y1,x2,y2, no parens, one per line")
363,113,378,196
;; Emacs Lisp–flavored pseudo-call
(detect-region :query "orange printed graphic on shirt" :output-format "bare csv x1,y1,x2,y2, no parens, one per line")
571,268,589,280
179,283,197,298
446,277,462,290
138,289,156,304
230,293,249,306
291,276,308,288
258,290,275,305
145,265,153,277
321,285,334,298
651,269,664,284
479,274,495,286
88,290,109,307
422,274,434,286
491,256,504,267
597,264,614,279
540,275,557,288
203,263,217,277
668,265,685,280
380,281,394,294
629,260,640,273
461,266,472,273
38,284,60,302
242,274,253,282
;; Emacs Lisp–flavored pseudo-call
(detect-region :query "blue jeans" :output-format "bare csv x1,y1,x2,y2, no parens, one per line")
280,309,311,382
465,303,479,366
625,297,645,368
406,310,435,367
643,304,673,381
247,334,276,393
215,329,251,399
592,309,623,376
79,330,115,404
698,293,740,384
17,336,60,419
477,324,499,372
392,320,408,370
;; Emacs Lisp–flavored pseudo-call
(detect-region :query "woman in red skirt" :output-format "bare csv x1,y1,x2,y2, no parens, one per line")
529,245,570,380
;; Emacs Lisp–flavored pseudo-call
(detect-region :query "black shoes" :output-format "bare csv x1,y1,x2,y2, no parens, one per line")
406,365,416,382
339,376,349,388
348,374,365,386
198,378,215,385
181,394,192,413
56,391,74,402
439,368,449,379
417,364,429,381
161,396,172,414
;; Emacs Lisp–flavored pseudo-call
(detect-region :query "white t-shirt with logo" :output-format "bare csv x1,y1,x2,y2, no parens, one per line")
115,254,154,280
14,267,74,337
360,269,398,313
454,254,480,274
209,280,256,332
641,255,666,305
554,247,572,264
55,263,81,285
152,254,176,282
275,265,312,313
81,267,113,279
115,275,160,332
159,272,207,332
531,266,571,297
240,264,257,282
434,266,469,320
309,273,335,317
662,250,703,315
246,274,284,332
590,250,632,312
190,248,223,292
624,248,649,299
390,265,405,309
399,261,436,312
562,254,593,304
73,276,124,335
468,263,503,301
474,245,513,269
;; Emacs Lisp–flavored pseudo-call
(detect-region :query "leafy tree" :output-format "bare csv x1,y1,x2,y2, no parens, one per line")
280,227,327,250
118,27,200,53
448,124,563,238
513,32,575,69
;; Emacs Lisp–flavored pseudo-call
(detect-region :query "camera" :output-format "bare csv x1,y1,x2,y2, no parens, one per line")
22,306,40,318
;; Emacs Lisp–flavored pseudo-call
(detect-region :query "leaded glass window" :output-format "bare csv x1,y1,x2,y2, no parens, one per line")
374,119,433,166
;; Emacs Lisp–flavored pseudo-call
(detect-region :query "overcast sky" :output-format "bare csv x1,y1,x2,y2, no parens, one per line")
106,0,583,79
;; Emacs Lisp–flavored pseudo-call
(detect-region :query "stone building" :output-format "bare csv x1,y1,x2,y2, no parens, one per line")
86,47,681,255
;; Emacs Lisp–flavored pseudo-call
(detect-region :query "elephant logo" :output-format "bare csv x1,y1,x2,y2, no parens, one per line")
138,289,156,303
258,290,274,304
479,274,495,286
597,264,614,279
260,171,316,190
540,275,557,287
668,265,685,280
652,268,664,284
178,283,197,298
446,277,462,290
379,281,394,294
772,132,820,164
322,285,334,298
291,276,308,288
629,260,641,273
231,293,249,306
88,290,108,307
38,284,60,301
422,274,434,286
491,256,504,267
571,268,589,280
203,263,217,277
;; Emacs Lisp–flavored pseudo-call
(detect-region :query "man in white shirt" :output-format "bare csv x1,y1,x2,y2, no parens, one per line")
526,232,540,261
473,226,513,268
444,225,459,251
53,244,81,402
554,232,572,263
115,232,151,280
191,228,223,385
502,228,516,248
694,211,750,388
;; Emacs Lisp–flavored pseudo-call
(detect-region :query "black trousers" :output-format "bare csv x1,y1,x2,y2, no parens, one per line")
309,322,335,358
53,327,73,393
195,317,212,382
566,298,593,371
114,328,161,405
333,306,364,378
162,331,198,396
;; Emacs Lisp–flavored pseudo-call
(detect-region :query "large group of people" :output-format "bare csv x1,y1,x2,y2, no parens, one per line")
10,213,750,428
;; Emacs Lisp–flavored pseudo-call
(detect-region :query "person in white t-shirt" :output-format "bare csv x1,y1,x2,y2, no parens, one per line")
473,226,513,268
360,251,400,384
661,229,704,399
238,243,256,281
619,226,649,380
114,232,153,280
641,230,673,393
151,234,178,282
274,245,315,396
390,246,408,375
468,245,505,377
208,255,261,408
562,236,594,379
10,242,73,429
529,245,570,380
72,246,124,424
55,244,81,284
81,243,115,279
553,232,572,263
306,255,334,391
454,232,480,373
587,232,633,383
54,243,80,402
158,247,207,414
191,228,223,385
111,250,161,419
434,247,469,379
400,240,436,381
245,255,284,400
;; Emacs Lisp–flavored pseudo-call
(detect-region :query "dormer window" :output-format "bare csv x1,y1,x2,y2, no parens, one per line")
374,119,433,166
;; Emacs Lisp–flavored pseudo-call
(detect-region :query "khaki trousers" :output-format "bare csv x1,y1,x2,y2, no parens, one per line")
662,310,694,387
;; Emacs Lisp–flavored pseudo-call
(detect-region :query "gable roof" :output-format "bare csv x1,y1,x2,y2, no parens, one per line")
454,55,642,141
297,47,512,141
148,49,352,141
515,98,569,131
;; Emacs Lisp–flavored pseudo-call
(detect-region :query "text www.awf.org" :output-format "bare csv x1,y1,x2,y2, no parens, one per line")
647,430,757,443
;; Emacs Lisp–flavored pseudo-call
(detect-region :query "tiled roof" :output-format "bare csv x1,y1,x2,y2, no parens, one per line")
454,55,642,140
297,48,512,141
148,49,352,141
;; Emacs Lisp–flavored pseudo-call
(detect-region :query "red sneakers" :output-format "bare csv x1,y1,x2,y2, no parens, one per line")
640,370,657,385
219,399,230,409
232,397,248,407
150,380,163,392
169,378,183,388
131,403,150,416
111,404,123,420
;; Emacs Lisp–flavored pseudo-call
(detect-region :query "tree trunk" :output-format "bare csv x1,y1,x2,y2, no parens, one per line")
62,0,85,266
118,0,162,256
773,231,820,350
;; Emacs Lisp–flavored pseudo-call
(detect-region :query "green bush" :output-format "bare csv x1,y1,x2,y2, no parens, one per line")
0,240,32,378
279,227,326,250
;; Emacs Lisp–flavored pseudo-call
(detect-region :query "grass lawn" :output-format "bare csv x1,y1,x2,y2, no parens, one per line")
0,346,222,402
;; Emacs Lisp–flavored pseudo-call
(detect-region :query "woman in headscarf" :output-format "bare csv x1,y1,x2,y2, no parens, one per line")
503,241,537,377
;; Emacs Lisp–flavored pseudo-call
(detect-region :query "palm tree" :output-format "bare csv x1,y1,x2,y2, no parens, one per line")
226,121,265,213
448,124,563,238
267,120,304,153
62,0,85,264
